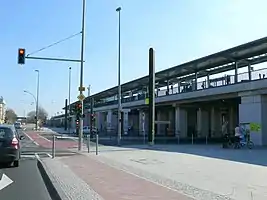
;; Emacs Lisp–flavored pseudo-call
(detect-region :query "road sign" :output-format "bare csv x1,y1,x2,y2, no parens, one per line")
78,86,85,92
77,93,85,101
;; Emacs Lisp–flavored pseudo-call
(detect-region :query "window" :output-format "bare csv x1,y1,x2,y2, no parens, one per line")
0,128,13,139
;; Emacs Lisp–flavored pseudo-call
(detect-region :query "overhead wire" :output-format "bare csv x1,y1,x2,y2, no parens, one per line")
26,31,82,56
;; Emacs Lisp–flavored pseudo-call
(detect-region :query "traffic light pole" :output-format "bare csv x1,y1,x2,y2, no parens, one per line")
90,98,94,134
18,0,87,152
78,0,86,151
25,56,83,63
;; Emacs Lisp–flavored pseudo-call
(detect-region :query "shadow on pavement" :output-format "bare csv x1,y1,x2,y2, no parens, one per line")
44,128,267,167
96,143,267,167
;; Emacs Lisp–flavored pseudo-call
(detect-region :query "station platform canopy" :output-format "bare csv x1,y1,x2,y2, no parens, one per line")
65,36,267,109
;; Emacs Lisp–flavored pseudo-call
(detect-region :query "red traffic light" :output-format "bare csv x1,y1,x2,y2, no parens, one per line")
76,103,82,109
18,48,26,65
19,49,25,55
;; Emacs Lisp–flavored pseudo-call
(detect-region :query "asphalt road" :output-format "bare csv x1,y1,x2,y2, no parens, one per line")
0,128,59,200
0,157,52,200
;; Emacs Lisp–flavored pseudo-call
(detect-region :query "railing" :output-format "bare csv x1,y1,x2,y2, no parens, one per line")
94,67,267,108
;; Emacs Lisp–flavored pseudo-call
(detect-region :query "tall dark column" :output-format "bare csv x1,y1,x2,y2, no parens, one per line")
148,48,155,145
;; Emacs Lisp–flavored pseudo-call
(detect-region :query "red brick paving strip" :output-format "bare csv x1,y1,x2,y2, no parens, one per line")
61,155,194,200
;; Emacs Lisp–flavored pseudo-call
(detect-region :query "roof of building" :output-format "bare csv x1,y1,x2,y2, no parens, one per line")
66,36,267,109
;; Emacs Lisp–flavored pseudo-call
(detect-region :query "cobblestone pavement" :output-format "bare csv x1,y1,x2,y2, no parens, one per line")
41,157,103,200
61,154,194,200
79,145,267,200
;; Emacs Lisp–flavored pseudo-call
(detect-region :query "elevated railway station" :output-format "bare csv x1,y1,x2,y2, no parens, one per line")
52,36,267,145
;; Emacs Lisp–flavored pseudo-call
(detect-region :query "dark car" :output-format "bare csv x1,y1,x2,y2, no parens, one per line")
0,124,25,167
14,122,22,129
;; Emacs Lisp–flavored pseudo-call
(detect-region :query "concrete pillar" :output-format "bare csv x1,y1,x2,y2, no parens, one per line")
229,107,234,134
210,107,215,136
201,110,209,137
96,112,105,132
175,106,180,137
239,94,267,145
197,108,202,136
139,111,145,135
123,111,129,135
168,109,173,132
107,111,112,131
175,106,188,137
157,110,161,135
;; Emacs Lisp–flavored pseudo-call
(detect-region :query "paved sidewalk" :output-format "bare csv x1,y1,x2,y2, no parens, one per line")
84,144,267,200
42,154,194,200
63,154,193,200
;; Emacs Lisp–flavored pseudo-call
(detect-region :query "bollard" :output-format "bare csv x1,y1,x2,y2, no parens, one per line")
96,134,99,155
206,135,208,145
87,134,90,153
52,135,56,158
191,134,194,145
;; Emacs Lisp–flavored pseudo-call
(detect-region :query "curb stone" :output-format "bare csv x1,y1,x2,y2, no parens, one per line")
37,158,66,200
37,156,104,200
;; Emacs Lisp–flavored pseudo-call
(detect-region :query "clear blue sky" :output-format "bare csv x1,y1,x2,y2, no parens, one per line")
1,0,267,117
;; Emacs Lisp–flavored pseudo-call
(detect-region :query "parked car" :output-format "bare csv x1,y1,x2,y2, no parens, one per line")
83,126,98,136
0,124,25,167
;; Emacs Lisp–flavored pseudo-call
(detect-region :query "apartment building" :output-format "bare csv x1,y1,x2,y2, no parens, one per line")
0,96,6,124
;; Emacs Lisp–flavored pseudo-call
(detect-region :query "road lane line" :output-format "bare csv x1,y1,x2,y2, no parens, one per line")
21,155,36,159
34,153,40,160
37,134,52,142
46,153,52,158
23,132,40,146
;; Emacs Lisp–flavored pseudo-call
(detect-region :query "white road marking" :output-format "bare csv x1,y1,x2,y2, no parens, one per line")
34,153,40,160
46,153,53,158
21,155,36,158
56,135,78,142
23,132,39,146
37,134,52,142
0,174,13,191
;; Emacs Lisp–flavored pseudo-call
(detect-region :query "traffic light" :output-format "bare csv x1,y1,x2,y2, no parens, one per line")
91,113,96,121
76,102,82,114
18,48,26,64
76,118,80,128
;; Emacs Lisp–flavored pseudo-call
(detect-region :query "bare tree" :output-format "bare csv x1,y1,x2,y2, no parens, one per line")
27,106,48,123
5,108,17,124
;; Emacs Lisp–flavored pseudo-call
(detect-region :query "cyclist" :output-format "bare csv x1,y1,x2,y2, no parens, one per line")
234,124,242,148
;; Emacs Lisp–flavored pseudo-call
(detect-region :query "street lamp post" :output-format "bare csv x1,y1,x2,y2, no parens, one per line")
78,0,86,151
68,67,71,134
116,6,122,146
23,90,37,128
35,70,40,131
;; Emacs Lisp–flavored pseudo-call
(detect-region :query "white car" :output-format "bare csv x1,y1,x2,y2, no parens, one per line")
83,126,97,135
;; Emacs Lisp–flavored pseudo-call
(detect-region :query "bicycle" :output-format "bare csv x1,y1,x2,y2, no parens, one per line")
235,135,254,149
